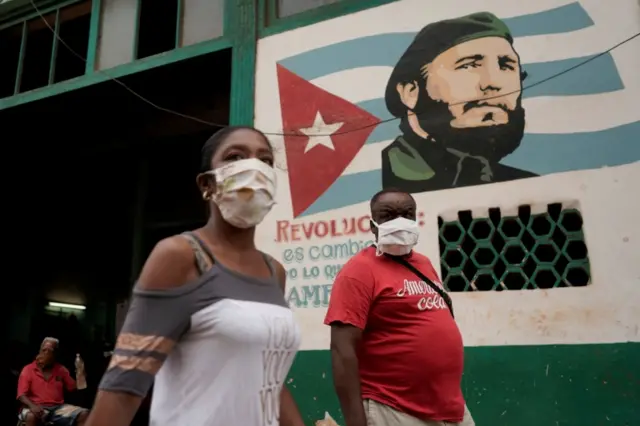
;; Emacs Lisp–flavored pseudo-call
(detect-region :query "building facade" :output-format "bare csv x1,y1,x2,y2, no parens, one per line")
2,0,639,425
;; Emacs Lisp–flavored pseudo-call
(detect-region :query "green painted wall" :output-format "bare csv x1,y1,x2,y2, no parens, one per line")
287,343,640,425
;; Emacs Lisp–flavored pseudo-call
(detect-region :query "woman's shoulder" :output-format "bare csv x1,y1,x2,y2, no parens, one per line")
260,252,287,292
137,235,199,291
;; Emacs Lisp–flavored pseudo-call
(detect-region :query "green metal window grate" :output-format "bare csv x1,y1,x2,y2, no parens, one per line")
438,203,591,292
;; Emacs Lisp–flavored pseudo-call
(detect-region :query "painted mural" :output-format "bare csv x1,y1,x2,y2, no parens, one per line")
255,0,639,425
272,0,639,218
380,11,536,192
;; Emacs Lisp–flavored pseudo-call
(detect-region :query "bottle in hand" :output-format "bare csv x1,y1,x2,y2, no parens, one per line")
75,354,87,390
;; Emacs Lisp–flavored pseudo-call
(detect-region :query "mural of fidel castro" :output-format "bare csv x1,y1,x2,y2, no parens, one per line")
382,12,538,193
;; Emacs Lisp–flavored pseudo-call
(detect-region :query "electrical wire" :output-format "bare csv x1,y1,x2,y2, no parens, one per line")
27,0,639,137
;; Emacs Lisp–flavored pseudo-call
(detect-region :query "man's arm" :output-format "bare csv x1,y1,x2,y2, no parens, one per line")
330,324,366,426
17,369,45,418
323,264,375,426
271,257,306,426
17,395,38,411
62,366,78,392
18,395,45,418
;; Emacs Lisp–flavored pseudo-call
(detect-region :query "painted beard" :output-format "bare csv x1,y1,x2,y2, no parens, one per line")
412,91,526,163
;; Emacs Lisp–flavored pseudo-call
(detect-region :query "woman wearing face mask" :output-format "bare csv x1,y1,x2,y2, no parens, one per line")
85,126,304,426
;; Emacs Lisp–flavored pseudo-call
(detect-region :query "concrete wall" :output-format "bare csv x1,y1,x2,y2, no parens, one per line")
254,0,640,424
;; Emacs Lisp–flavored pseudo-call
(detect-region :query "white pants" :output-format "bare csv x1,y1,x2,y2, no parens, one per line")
364,399,475,426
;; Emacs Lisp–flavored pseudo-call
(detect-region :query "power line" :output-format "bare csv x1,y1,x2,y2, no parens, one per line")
324,30,639,138
27,0,639,137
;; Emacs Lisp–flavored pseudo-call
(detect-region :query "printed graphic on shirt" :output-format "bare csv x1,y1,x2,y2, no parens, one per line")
396,278,448,311
260,314,299,426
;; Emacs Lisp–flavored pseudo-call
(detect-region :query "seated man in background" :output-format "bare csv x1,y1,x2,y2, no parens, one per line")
17,337,89,426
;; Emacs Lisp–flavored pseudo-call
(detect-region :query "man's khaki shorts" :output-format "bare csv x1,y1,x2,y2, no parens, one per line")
363,399,475,426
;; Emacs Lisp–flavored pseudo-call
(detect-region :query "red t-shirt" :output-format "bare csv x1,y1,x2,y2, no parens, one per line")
17,361,75,407
324,247,465,422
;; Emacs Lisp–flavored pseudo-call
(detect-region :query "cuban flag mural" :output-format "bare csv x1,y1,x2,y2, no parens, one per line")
260,0,639,218
255,1,639,425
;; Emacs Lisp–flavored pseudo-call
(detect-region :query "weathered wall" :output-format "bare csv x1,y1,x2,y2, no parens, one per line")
254,0,640,424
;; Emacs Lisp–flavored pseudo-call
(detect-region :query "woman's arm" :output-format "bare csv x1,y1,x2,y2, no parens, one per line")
271,258,306,426
85,236,200,426
280,386,305,426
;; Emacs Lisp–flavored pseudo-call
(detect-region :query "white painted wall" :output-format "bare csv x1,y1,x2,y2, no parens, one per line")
181,0,224,47
97,0,138,70
258,164,640,350
254,0,640,350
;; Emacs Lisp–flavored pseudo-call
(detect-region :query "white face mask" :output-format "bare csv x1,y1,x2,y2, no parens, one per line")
372,217,420,256
208,158,277,228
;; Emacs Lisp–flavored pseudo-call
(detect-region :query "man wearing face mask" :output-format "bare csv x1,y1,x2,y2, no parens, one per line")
324,188,473,426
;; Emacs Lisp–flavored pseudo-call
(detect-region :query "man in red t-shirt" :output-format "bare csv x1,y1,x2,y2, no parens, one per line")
324,189,474,426
17,337,89,426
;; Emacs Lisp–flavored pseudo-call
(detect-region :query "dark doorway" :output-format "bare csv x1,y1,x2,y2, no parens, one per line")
2,48,231,425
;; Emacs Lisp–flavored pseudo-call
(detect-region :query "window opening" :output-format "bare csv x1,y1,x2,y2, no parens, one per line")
438,203,591,291
135,0,179,59
0,0,91,99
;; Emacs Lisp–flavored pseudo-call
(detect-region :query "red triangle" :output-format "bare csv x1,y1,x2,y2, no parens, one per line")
277,64,380,217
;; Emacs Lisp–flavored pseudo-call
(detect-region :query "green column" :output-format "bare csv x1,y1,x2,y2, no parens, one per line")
227,0,258,126
85,0,102,73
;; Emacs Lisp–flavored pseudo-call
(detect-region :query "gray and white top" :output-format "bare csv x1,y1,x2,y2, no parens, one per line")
99,233,301,426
